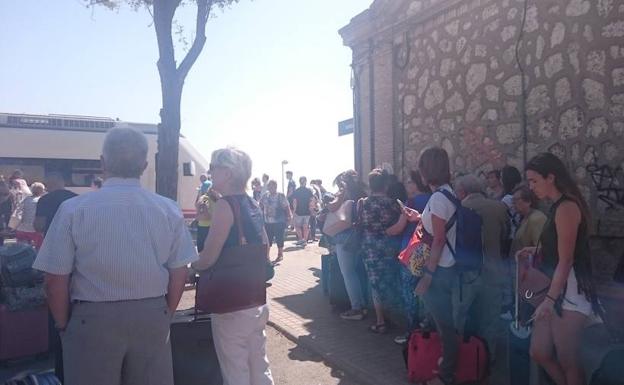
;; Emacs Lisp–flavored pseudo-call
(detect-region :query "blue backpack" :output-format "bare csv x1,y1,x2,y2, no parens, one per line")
438,189,484,274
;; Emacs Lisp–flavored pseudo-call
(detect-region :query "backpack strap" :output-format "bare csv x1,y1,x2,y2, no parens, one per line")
436,188,481,300
435,189,459,257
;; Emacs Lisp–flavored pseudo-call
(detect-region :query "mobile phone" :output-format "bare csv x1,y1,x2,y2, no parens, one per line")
397,199,418,215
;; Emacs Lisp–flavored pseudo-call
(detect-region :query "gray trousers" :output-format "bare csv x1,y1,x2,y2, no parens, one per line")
422,266,459,384
453,271,503,362
61,297,173,385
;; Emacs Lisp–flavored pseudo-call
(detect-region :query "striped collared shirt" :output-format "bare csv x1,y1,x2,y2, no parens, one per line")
33,177,198,302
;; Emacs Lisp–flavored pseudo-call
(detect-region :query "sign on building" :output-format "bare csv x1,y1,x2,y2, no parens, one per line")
338,118,354,136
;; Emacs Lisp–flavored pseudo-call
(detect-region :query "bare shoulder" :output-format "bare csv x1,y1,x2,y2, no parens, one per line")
555,199,581,223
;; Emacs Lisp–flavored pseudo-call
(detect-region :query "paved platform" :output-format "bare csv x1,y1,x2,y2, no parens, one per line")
265,242,412,385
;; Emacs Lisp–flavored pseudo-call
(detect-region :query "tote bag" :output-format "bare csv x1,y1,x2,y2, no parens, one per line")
322,200,354,237
196,197,268,314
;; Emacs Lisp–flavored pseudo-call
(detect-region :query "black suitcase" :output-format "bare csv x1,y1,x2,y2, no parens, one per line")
508,324,531,385
321,253,331,295
170,308,223,385
328,254,350,310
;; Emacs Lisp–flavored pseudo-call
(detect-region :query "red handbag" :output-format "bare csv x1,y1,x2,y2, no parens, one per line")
196,196,268,314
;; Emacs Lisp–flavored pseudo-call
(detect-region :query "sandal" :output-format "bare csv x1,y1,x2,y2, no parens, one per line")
369,323,387,334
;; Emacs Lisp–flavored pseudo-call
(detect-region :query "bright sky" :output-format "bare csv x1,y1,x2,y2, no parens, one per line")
0,0,371,192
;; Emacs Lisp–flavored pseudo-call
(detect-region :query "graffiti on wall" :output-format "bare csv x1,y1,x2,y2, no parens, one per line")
586,161,624,210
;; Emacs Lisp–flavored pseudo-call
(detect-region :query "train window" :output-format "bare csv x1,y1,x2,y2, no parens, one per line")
0,158,101,187
182,161,195,177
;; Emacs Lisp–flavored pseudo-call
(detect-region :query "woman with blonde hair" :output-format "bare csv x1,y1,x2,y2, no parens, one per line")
193,147,274,385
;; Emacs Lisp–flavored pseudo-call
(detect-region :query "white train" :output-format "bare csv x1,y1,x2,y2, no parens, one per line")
0,113,209,219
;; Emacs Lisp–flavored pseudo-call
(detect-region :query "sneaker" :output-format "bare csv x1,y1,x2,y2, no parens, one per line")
340,309,365,321
295,240,305,246
394,333,409,345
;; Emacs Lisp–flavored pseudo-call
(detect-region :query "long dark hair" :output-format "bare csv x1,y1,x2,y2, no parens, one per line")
334,170,366,201
501,165,522,195
526,152,600,314
525,153,591,226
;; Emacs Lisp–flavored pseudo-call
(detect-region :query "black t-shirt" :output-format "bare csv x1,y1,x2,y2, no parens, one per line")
292,187,314,216
35,189,78,233
287,180,296,197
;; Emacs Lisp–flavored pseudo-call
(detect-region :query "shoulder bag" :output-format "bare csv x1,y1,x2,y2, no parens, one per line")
322,199,354,237
398,221,433,278
196,196,268,314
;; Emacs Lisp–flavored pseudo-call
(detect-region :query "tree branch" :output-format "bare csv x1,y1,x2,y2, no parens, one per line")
153,0,181,81
177,0,212,82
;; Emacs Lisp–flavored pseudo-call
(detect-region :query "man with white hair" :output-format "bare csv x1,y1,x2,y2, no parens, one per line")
453,174,509,373
33,127,198,385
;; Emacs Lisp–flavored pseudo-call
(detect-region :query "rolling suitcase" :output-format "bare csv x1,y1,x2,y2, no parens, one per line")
0,304,48,361
321,253,331,295
328,253,350,309
170,308,223,385
403,330,489,384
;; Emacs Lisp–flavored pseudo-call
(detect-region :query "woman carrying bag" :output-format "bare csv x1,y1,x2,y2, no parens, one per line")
326,170,368,321
517,152,602,385
192,147,274,385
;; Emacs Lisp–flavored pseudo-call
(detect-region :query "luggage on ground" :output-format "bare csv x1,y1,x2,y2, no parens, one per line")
455,334,489,384
321,253,331,295
403,330,489,384
2,371,61,385
0,304,48,361
0,243,42,288
403,330,441,383
328,253,350,309
508,324,531,385
1,285,46,311
170,308,223,385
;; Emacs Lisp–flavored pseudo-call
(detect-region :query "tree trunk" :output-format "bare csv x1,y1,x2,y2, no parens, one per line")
153,0,181,200
152,0,210,200
157,81,182,200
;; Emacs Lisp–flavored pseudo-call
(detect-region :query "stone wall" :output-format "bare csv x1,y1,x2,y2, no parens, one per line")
340,0,624,279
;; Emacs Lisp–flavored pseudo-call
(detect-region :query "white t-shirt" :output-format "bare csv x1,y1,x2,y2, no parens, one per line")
421,184,457,267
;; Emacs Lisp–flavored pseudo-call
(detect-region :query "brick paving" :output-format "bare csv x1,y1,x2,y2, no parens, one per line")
265,241,411,385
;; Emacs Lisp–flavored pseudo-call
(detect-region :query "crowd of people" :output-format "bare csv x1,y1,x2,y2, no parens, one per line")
0,124,605,385
316,147,602,385
0,170,83,249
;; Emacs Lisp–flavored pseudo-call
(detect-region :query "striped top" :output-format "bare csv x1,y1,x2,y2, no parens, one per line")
33,178,198,302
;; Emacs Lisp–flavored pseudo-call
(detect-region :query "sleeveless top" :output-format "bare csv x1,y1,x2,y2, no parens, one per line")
539,196,590,286
222,195,265,248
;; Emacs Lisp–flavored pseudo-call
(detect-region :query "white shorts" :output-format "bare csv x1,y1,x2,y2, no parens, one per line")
562,267,597,319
